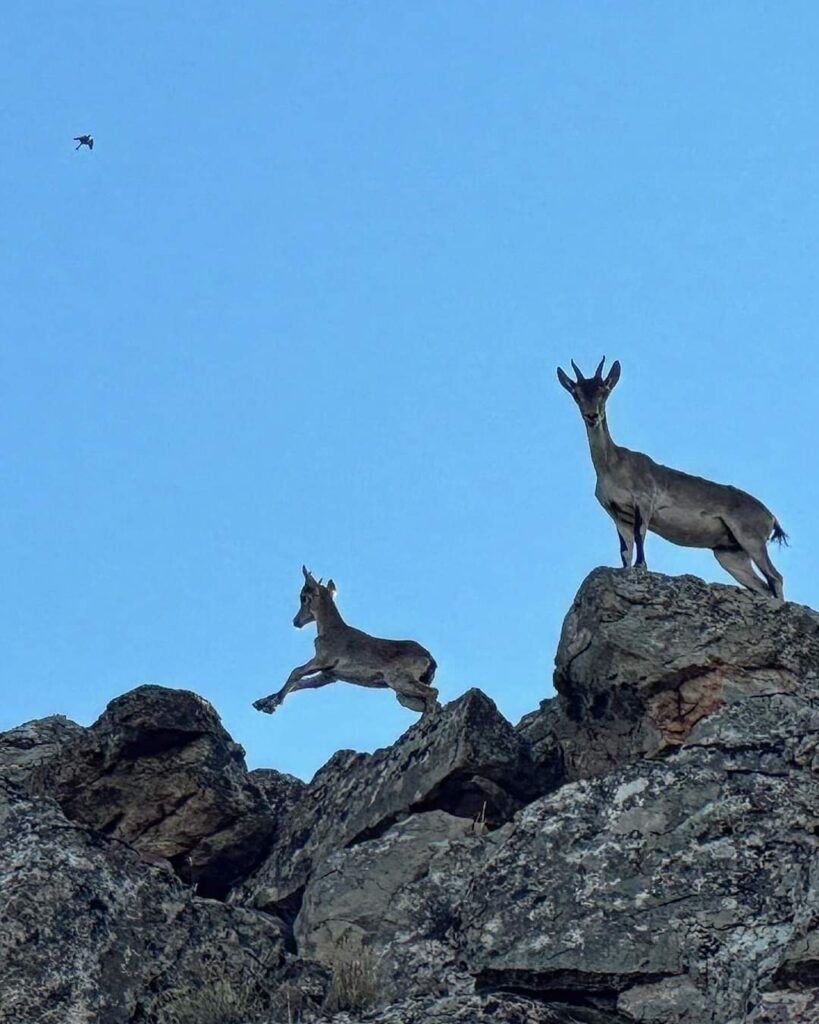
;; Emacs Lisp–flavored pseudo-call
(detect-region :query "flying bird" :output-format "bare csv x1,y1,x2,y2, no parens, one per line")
74,135,94,150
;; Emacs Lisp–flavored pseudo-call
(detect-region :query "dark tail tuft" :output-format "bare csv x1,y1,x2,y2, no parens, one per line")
771,520,789,546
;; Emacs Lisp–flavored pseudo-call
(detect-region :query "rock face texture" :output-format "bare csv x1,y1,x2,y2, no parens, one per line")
1,567,817,1023
233,687,551,918
0,779,327,1024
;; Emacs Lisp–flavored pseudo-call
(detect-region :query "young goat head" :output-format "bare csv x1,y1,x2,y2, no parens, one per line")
253,567,439,717
294,566,337,628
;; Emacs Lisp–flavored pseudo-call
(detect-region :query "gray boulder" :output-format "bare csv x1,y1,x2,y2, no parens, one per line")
49,685,276,896
518,567,819,781
296,810,489,1005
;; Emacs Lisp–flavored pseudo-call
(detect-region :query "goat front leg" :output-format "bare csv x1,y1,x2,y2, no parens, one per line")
633,504,649,569
253,657,329,714
608,512,635,568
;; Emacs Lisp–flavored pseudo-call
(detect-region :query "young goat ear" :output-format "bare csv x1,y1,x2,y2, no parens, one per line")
326,579,337,597
604,360,621,391
556,366,576,394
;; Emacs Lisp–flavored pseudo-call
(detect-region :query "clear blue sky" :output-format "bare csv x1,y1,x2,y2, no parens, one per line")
1,3,816,780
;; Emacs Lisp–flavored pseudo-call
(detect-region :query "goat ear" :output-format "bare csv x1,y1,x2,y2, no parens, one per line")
556,367,576,394
326,579,337,597
604,361,621,390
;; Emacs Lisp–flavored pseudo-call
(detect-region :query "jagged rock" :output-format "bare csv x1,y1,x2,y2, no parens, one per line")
296,810,491,1005
249,766,307,819
233,688,550,917
518,568,819,781
0,779,328,1024
48,685,275,897
0,715,85,789
463,689,819,1024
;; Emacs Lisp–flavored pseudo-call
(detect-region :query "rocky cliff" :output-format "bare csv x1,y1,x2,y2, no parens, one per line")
1,568,817,1024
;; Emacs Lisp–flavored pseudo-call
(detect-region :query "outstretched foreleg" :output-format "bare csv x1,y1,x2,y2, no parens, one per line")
253,658,336,714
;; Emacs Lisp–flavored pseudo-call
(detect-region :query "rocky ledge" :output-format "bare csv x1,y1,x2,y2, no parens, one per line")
1,568,817,1024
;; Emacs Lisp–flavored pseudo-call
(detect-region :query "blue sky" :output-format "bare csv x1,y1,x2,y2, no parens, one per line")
1,3,817,780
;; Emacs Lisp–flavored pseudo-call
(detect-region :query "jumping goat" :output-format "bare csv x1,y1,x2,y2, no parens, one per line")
557,358,787,598
253,567,439,716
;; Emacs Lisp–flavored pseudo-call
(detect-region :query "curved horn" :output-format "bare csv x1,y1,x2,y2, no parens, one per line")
302,565,312,580
570,359,584,381
594,356,606,380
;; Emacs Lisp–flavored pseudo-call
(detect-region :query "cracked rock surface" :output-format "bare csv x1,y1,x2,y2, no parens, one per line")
0,779,327,1024
232,687,551,916
518,567,819,781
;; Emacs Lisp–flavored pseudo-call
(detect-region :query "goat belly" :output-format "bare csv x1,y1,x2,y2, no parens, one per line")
650,508,732,548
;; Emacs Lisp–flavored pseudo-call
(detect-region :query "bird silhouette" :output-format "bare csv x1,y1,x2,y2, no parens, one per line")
74,135,94,150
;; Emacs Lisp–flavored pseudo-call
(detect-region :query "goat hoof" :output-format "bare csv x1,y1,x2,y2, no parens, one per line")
253,698,279,714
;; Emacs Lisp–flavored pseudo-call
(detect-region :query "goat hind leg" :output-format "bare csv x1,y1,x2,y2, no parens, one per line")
391,673,439,716
713,547,770,596
733,532,784,599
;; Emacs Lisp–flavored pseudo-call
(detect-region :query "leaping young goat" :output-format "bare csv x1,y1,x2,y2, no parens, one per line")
253,567,439,716
557,358,787,598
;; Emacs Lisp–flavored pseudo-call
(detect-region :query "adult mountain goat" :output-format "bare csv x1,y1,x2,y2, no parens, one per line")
557,358,787,598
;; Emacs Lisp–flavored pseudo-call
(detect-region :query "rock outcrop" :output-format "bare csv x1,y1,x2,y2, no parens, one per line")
518,568,819,781
1,567,817,1023
45,686,275,897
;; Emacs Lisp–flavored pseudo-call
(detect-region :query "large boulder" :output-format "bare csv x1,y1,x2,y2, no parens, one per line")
463,688,819,1024
296,810,489,1005
518,568,819,781
48,685,275,897
0,779,327,1024
233,688,552,916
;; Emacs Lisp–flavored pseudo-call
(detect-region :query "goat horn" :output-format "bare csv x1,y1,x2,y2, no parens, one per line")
570,359,584,381
594,356,606,380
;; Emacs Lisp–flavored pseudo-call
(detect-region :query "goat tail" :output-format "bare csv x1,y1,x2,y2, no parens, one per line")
770,519,789,546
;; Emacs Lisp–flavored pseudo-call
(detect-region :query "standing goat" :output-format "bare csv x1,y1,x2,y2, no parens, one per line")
557,358,787,598
253,567,439,716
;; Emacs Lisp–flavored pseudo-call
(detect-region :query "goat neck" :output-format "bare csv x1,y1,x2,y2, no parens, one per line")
312,588,345,636
585,412,618,474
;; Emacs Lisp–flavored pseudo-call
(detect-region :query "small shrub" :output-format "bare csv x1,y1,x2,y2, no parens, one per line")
324,934,380,1014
